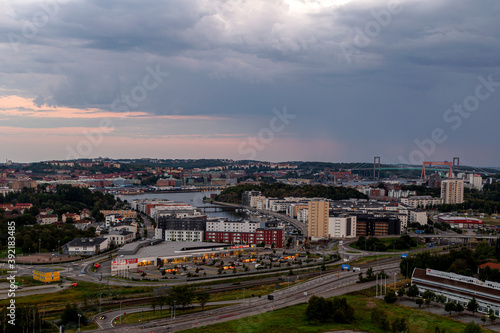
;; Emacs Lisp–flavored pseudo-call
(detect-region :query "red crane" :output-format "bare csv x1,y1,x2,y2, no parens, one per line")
420,161,453,182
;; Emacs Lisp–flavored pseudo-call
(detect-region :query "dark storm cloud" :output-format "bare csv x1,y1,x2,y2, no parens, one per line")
1,0,500,164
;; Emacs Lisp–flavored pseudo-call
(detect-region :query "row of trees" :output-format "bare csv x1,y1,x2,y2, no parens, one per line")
399,243,500,279
355,235,417,252
0,304,50,332
151,286,211,314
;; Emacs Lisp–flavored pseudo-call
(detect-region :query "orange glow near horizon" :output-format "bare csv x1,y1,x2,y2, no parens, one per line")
0,95,226,120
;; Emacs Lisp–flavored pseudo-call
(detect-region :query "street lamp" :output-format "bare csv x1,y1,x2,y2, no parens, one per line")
120,301,122,325
171,300,176,326
39,239,41,254
77,314,81,333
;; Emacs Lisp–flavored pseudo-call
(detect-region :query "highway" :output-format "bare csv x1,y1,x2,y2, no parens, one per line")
89,259,401,332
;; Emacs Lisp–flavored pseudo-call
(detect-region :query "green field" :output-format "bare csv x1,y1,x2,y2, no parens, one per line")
179,291,494,333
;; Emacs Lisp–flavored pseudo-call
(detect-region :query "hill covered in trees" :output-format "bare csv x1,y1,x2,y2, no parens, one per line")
215,183,368,204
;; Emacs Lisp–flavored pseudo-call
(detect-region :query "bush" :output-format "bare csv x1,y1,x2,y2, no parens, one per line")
305,296,355,324
385,289,398,303
371,308,390,330
391,317,409,333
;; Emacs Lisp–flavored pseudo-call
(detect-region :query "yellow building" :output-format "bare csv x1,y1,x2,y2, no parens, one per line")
308,200,329,239
33,268,60,283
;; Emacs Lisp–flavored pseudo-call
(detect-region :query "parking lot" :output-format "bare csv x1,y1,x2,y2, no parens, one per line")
121,249,328,281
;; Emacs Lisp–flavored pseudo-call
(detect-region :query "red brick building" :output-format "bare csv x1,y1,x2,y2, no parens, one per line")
205,228,284,248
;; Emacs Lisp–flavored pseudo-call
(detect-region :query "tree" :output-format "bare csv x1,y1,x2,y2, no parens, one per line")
467,297,479,315
196,292,210,310
422,290,436,302
166,285,196,308
331,297,355,324
456,303,464,314
481,316,487,324
463,322,482,333
397,287,406,297
151,297,158,315
489,309,497,322
445,302,456,315
407,284,419,298
61,303,87,327
384,289,398,304
371,308,390,330
416,298,424,308
305,295,330,323
391,317,409,333
305,296,355,324
436,295,447,304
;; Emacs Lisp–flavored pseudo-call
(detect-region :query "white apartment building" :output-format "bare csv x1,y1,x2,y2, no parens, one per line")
328,215,357,238
470,173,483,191
441,179,464,204
409,210,428,226
401,196,444,208
250,195,266,208
206,220,260,233
151,205,202,221
297,208,309,223
162,230,204,242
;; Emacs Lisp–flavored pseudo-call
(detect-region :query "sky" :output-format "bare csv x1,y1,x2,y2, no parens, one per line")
1,0,499,166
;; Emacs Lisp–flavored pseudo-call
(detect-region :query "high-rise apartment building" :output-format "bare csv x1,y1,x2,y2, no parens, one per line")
308,200,329,239
441,179,464,204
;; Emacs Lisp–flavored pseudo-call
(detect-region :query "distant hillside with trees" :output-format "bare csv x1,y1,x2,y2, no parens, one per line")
0,185,116,221
215,183,368,204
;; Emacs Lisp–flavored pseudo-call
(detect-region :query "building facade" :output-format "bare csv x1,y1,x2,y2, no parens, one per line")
328,215,357,238
308,200,329,239
412,268,500,316
441,179,464,204
33,268,60,283
205,228,284,247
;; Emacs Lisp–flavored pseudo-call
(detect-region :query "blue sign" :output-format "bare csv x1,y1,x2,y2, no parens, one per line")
401,253,408,258
415,230,424,234
341,264,350,270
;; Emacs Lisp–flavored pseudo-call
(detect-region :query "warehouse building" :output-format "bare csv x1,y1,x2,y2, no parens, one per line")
412,268,500,315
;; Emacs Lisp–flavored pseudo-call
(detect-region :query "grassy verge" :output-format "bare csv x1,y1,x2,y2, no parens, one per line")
116,304,227,325
178,292,494,333
0,276,45,286
0,280,155,310
207,282,296,302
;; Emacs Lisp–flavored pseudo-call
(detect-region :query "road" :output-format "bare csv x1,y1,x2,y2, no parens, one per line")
95,300,241,330
89,260,401,332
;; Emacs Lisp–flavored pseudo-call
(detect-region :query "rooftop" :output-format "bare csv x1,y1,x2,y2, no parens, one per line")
117,241,233,260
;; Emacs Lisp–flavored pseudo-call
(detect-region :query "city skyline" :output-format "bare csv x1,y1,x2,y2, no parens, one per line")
1,0,499,165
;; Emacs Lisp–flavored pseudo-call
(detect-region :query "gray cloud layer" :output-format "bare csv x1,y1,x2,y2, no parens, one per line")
1,0,499,164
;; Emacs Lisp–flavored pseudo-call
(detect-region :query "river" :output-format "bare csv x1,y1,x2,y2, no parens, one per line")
115,191,246,220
